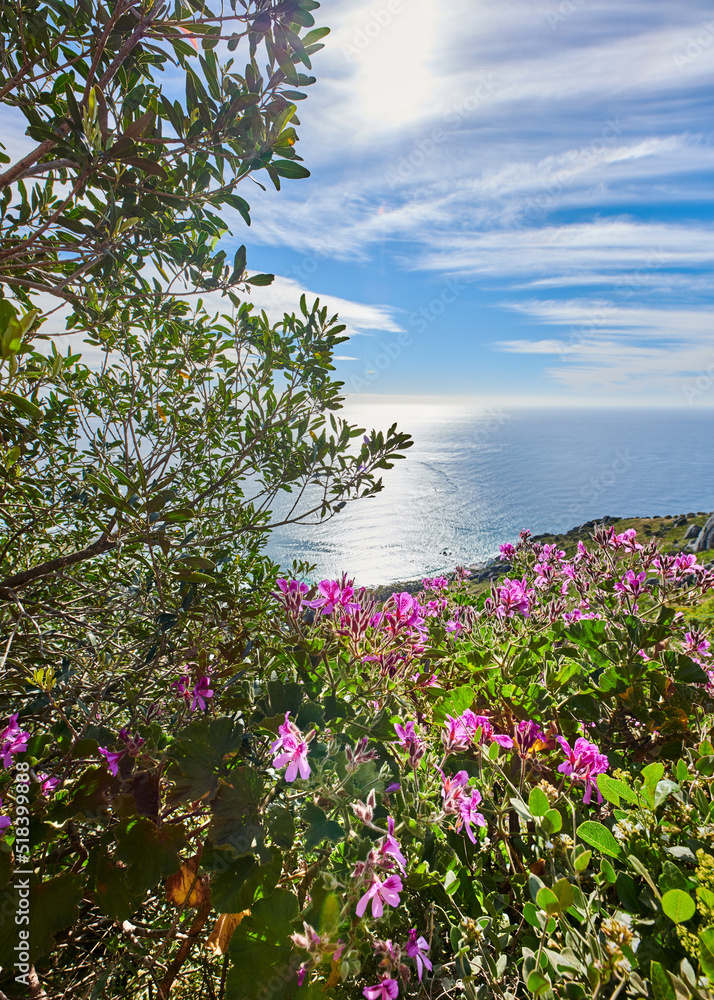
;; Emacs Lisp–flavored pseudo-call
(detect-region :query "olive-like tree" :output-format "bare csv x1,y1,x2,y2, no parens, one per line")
0,4,411,996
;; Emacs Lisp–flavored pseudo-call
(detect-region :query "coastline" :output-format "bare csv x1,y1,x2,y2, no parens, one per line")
369,508,714,602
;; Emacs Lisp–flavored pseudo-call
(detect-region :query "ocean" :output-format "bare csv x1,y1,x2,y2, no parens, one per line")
263,402,714,587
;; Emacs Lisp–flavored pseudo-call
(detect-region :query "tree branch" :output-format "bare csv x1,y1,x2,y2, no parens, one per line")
0,519,117,593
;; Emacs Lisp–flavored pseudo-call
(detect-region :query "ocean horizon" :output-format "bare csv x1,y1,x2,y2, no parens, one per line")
264,403,714,586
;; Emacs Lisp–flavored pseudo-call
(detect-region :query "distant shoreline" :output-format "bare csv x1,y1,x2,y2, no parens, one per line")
368,509,713,601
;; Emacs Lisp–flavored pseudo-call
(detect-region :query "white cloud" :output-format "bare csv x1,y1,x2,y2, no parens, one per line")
244,275,403,334
495,300,714,399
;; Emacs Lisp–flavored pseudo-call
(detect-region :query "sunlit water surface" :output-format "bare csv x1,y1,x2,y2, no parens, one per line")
263,403,714,586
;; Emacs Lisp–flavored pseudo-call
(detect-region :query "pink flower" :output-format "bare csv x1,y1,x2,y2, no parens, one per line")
99,729,144,776
0,798,10,835
190,676,213,712
273,738,310,782
363,978,399,1000
356,873,403,919
98,746,125,776
684,630,711,658
673,553,698,576
514,719,546,755
393,720,425,765
499,543,516,561
557,736,609,805
385,782,401,794
456,788,487,843
441,770,469,814
614,570,648,598
271,713,311,782
173,674,191,701
379,817,406,872
492,577,532,619
272,578,309,617
0,714,30,768
460,711,514,749
393,720,418,747
609,528,642,552
446,619,463,635
305,579,360,616
406,929,432,981
37,772,60,796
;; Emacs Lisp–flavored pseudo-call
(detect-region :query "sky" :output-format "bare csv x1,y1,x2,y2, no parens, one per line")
230,0,714,408
4,1,714,407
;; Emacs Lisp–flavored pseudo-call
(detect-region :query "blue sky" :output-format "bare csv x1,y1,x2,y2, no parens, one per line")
233,0,714,407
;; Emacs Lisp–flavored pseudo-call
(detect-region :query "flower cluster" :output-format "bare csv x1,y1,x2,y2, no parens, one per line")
271,712,311,782
98,729,145,776
173,666,214,712
0,714,29,768
557,736,609,804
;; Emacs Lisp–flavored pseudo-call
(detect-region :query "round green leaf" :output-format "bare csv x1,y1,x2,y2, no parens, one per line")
527,970,551,996
577,820,621,858
574,849,591,871
661,888,696,924
529,786,549,817
536,886,561,914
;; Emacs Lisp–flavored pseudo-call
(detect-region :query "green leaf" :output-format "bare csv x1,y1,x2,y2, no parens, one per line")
434,685,474,724
574,849,591,872
543,808,562,833
600,858,617,884
700,926,714,983
208,769,264,849
210,853,281,913
659,860,689,894
114,817,186,894
536,886,561,914
655,779,680,808
166,716,244,803
527,970,552,996
695,756,714,777
552,878,574,910
48,766,116,823
270,159,310,179
529,786,549,817
577,821,621,858
303,803,344,851
251,888,299,940
0,390,42,420
651,961,677,1000
641,761,665,805
246,273,275,286
597,773,638,806
267,804,295,849
661,889,696,924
